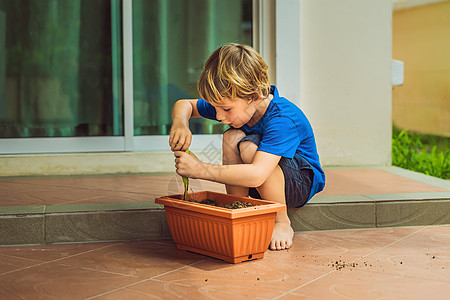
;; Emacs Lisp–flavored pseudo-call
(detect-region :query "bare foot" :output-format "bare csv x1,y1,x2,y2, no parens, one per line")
269,222,294,250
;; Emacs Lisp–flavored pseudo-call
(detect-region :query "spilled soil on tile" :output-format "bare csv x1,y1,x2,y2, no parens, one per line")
330,260,358,270
328,258,379,271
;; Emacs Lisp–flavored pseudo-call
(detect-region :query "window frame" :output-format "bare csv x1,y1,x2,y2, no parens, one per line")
0,0,258,155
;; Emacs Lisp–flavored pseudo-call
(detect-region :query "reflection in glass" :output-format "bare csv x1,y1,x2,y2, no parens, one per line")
132,0,252,135
0,0,123,138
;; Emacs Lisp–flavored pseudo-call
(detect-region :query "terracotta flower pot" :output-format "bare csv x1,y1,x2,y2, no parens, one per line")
155,191,285,263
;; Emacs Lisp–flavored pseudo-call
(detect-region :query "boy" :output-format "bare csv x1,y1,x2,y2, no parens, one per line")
169,43,325,251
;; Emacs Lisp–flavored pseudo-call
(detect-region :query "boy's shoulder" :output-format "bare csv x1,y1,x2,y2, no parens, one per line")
262,88,312,135
270,95,300,112
266,92,306,125
269,86,301,111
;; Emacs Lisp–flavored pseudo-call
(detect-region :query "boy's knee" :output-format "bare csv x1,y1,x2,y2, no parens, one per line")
223,129,246,151
239,141,258,164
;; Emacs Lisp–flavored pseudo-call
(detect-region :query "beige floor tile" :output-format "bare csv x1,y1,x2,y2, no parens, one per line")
0,254,43,275
55,240,207,278
95,278,258,300
0,225,448,299
0,262,141,299
321,169,447,196
283,269,449,300
0,241,119,262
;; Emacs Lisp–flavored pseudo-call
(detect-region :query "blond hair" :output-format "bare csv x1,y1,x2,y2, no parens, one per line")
197,43,270,104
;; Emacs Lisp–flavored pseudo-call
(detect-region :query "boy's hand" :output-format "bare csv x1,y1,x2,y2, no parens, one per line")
169,124,192,151
174,150,203,179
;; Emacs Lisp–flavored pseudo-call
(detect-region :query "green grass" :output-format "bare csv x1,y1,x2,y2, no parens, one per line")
392,127,449,179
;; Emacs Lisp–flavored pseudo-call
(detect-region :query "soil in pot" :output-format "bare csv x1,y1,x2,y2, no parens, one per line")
187,198,257,209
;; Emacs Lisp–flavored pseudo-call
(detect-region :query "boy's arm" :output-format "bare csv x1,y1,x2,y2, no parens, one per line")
170,99,200,151
175,150,281,188
171,99,201,121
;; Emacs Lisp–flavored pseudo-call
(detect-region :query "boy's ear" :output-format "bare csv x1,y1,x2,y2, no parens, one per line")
248,93,261,104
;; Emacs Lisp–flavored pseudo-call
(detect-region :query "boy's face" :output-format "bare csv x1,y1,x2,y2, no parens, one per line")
212,97,257,128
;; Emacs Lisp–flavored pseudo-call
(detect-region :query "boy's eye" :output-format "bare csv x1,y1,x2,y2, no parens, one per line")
223,108,231,112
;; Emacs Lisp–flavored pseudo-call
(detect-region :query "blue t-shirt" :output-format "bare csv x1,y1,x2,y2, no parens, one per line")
196,86,325,200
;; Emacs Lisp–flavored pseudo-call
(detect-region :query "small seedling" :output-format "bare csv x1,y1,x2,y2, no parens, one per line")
182,149,190,200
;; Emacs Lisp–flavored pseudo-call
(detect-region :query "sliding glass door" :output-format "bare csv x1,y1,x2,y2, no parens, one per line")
0,0,252,154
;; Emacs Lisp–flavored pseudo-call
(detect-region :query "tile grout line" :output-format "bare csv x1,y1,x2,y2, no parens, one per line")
90,278,264,300
0,252,45,274
58,262,141,278
55,240,177,279
272,226,428,300
0,242,124,278
0,240,176,279
149,259,207,280
194,287,273,300
150,277,192,287
85,259,208,299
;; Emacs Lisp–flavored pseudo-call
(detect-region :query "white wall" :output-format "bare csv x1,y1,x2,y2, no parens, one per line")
277,0,392,166
276,0,300,104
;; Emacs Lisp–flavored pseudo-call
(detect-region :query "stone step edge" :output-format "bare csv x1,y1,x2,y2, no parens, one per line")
0,198,449,246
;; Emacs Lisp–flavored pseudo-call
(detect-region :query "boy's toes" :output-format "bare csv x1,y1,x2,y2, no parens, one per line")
269,240,277,250
270,240,288,250
269,222,294,251
274,241,281,250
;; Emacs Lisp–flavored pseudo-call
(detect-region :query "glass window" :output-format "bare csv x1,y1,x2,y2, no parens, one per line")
0,0,123,138
132,0,252,136
0,0,252,142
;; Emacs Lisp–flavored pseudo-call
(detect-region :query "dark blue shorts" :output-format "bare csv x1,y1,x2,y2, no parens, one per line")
237,132,313,208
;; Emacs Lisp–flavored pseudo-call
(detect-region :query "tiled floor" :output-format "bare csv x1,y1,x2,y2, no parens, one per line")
0,167,449,298
320,168,448,196
0,174,225,207
0,167,448,207
0,225,449,299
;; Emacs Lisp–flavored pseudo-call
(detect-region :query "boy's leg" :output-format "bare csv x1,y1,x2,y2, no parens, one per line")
222,129,249,197
239,141,294,251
